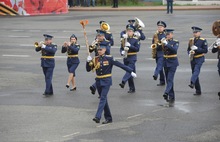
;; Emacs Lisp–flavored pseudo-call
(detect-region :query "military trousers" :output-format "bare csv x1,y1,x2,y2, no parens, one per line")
42,67,54,94
164,66,177,100
190,60,203,94
154,56,165,84
122,60,136,91
95,82,112,121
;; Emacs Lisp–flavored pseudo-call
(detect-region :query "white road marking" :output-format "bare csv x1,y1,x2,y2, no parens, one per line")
152,108,167,113
20,44,33,47
96,124,111,127
127,114,143,119
29,30,41,32
8,35,30,38
11,30,24,32
62,132,80,138
2,54,30,57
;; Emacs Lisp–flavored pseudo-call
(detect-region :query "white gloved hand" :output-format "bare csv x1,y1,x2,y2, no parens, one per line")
124,47,129,51
131,72,137,78
87,56,92,62
162,39,168,45
121,51,125,55
191,45,198,50
213,43,218,48
125,42,131,47
215,38,220,45
190,50,195,54
134,31,141,37
41,44,46,49
122,34,128,39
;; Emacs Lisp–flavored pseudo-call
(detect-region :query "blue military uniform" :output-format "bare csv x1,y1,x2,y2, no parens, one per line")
152,21,166,85
119,24,140,93
86,44,133,124
162,29,179,105
187,26,208,95
61,34,80,76
35,34,57,96
89,30,111,95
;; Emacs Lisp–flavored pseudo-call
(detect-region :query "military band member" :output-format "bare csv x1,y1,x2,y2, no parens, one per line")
35,34,57,96
162,29,179,107
89,29,111,95
128,19,135,25
152,21,166,86
99,20,114,46
119,24,140,93
187,26,208,96
211,36,220,99
86,43,136,124
61,34,80,91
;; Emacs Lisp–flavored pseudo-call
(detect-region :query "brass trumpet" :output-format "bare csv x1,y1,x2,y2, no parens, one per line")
34,41,44,47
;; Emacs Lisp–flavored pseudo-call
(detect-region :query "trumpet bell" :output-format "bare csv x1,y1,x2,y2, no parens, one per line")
101,22,110,31
34,42,39,47
134,17,145,28
212,20,220,36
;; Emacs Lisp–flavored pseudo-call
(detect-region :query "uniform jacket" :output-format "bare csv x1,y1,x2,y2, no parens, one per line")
163,38,179,67
120,36,140,61
61,44,80,64
187,37,208,63
86,55,133,86
35,44,57,67
90,40,111,56
105,31,114,46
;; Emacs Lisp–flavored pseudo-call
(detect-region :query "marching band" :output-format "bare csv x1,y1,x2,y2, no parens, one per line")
35,19,220,123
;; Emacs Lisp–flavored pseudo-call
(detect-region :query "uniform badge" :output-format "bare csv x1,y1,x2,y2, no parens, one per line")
103,61,109,66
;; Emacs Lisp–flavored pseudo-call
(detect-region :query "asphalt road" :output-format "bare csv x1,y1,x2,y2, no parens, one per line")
0,10,220,142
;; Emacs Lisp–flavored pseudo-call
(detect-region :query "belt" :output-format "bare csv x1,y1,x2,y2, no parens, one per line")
194,54,204,58
68,54,78,58
164,54,177,58
127,52,137,55
96,74,112,79
41,56,54,59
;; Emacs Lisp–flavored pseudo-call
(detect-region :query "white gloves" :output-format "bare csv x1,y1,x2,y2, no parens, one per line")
189,50,195,55
215,38,220,46
41,44,46,49
87,56,92,62
191,45,198,50
161,39,168,45
125,42,131,47
121,51,125,55
134,31,141,38
122,34,128,39
131,72,137,78
124,47,129,51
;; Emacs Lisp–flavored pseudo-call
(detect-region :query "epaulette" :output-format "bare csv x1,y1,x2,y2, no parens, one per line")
173,39,179,42
189,38,194,40
133,36,138,39
106,31,111,34
106,55,113,57
200,38,205,40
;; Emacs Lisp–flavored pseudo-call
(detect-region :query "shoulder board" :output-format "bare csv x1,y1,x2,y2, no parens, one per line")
106,31,111,34
189,38,193,40
133,36,138,39
173,39,179,42
106,55,113,57
200,38,205,40
76,44,80,48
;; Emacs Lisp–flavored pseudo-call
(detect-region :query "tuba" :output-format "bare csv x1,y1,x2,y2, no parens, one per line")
151,32,159,59
133,17,145,30
100,22,110,32
208,38,220,52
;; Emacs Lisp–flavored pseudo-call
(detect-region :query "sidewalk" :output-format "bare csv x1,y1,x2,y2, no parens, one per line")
69,5,220,11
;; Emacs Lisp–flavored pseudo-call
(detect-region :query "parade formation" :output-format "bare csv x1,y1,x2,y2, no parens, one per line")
35,19,220,124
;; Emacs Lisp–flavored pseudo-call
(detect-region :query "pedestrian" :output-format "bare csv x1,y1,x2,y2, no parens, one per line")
211,38,220,99
91,0,95,7
152,21,166,86
187,26,208,96
86,43,137,124
61,34,80,91
162,29,179,107
75,0,81,6
112,0,118,8
89,29,111,96
35,34,57,97
166,0,173,14
119,24,140,93
68,0,74,7
84,0,90,7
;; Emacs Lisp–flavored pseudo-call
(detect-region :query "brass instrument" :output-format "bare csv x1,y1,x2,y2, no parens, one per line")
100,22,110,32
189,38,195,61
121,34,128,58
89,39,99,53
208,38,220,52
151,32,159,59
133,17,145,29
34,41,44,48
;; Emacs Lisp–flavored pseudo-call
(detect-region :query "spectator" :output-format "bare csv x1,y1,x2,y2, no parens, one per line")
166,0,173,14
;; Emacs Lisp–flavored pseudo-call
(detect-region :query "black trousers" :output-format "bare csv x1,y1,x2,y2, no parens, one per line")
113,0,118,7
